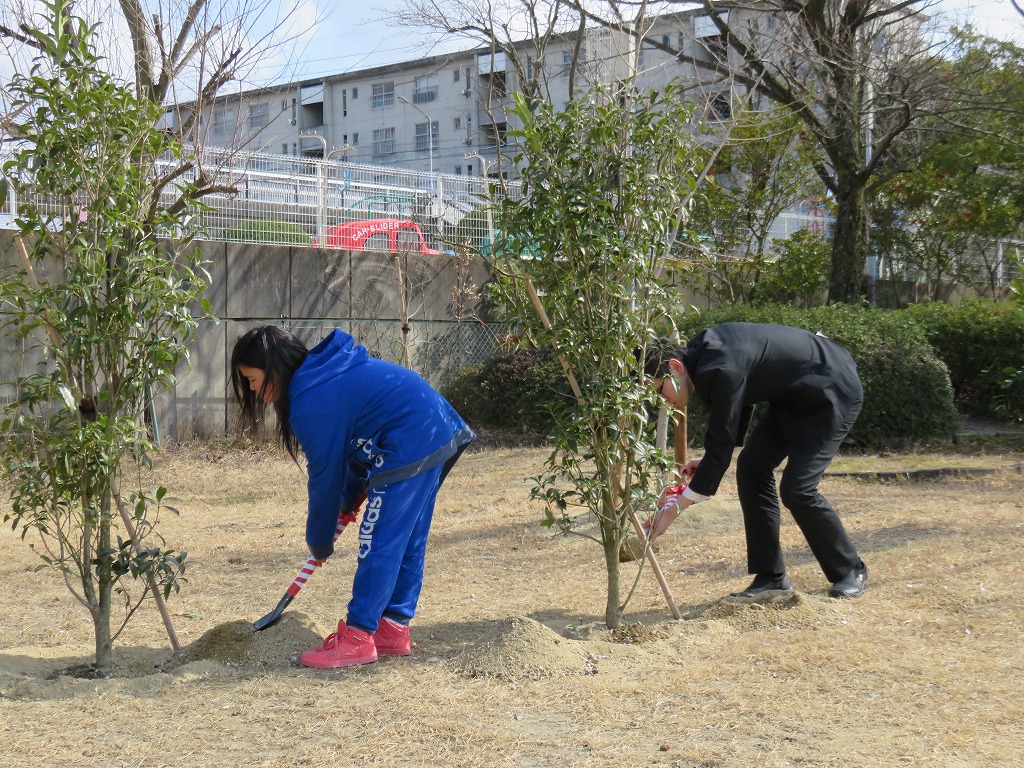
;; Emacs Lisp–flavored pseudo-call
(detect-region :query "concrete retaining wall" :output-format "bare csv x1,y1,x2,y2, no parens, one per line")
0,233,492,441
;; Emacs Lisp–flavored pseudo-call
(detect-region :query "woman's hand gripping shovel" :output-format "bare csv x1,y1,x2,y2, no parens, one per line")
253,496,364,631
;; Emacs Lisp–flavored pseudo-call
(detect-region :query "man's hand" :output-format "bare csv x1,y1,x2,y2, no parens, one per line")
645,493,695,541
681,458,701,479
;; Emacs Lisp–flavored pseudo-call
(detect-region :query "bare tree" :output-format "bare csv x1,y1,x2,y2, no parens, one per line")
387,0,668,185
2,0,330,215
388,0,575,103
552,0,975,303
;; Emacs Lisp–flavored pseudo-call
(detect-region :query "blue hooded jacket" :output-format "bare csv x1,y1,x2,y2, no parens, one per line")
289,329,475,559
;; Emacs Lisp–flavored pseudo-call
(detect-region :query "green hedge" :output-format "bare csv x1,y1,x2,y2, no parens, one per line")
223,218,309,245
901,299,1024,420
674,304,957,449
442,349,573,436
445,305,960,449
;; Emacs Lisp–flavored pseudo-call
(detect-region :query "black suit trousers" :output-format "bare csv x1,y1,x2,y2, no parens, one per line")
734,400,862,583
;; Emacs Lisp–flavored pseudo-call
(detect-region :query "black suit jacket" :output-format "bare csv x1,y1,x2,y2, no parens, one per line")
682,322,862,497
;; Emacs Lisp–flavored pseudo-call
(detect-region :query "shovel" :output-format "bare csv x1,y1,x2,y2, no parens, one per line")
254,502,361,631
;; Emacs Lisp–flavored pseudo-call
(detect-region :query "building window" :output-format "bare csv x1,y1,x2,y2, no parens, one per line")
561,48,588,76
454,165,462,175
248,102,269,130
352,87,358,99
453,116,462,130
281,143,288,155
212,109,234,136
481,122,507,147
701,34,728,65
453,68,461,82
371,82,394,109
415,121,440,151
352,132,359,145
413,74,438,104
373,127,395,155
709,94,731,121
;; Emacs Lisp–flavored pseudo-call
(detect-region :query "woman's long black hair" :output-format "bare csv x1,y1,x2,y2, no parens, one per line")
230,325,309,459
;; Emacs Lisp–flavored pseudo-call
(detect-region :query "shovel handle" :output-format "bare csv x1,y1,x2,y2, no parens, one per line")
253,499,364,631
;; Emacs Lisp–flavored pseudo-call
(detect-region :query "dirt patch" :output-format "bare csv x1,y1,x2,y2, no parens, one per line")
449,616,594,680
161,611,330,671
684,591,848,631
0,446,1022,767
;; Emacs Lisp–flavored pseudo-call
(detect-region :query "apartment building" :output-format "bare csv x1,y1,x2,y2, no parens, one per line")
180,8,742,177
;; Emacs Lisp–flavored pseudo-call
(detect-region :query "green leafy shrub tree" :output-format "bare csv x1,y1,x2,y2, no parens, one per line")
903,299,1024,421
686,106,821,306
870,32,1024,304
1003,251,1024,421
490,85,701,628
751,230,832,308
0,0,208,673
442,349,572,435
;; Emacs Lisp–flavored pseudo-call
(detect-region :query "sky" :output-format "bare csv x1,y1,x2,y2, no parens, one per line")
1,0,1022,93
248,0,1024,87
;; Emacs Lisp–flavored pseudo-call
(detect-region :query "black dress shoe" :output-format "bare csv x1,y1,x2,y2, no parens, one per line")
829,562,868,598
728,573,793,600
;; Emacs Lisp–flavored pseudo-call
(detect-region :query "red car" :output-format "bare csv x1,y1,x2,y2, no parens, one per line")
312,218,441,255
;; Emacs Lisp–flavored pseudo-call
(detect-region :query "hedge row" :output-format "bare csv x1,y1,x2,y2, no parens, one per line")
900,299,1024,421
444,301,1024,449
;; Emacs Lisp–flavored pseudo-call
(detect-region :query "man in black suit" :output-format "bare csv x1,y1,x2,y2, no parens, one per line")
645,322,868,600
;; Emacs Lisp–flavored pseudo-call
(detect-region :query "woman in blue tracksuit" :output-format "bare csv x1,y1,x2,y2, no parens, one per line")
231,325,475,668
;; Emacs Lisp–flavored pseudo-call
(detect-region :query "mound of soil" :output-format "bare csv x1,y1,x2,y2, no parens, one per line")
450,616,592,681
162,611,330,671
683,592,847,632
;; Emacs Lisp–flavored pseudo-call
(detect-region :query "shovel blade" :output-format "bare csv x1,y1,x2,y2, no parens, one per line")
253,593,293,632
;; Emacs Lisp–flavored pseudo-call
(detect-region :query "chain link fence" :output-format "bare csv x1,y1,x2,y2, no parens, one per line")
278,317,507,388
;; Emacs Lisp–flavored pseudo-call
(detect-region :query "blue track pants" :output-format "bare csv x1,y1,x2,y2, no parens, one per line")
345,463,443,633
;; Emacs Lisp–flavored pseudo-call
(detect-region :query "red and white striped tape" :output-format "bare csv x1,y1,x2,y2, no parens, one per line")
284,507,359,597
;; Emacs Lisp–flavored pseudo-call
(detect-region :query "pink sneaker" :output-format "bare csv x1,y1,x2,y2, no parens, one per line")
299,621,378,669
374,617,412,657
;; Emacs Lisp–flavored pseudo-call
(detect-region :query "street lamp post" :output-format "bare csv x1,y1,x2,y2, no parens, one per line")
465,152,498,249
399,94,443,225
300,132,354,244
398,95,434,175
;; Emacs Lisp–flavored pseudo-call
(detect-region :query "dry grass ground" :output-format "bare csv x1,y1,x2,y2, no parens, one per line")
1,444,1022,768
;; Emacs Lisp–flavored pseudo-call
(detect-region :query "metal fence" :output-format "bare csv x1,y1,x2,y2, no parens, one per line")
0,145,514,254
3,144,1017,292
0,143,843,258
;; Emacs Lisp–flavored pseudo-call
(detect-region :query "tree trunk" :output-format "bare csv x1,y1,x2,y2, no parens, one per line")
92,500,115,672
92,592,114,672
829,174,870,303
603,526,623,630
